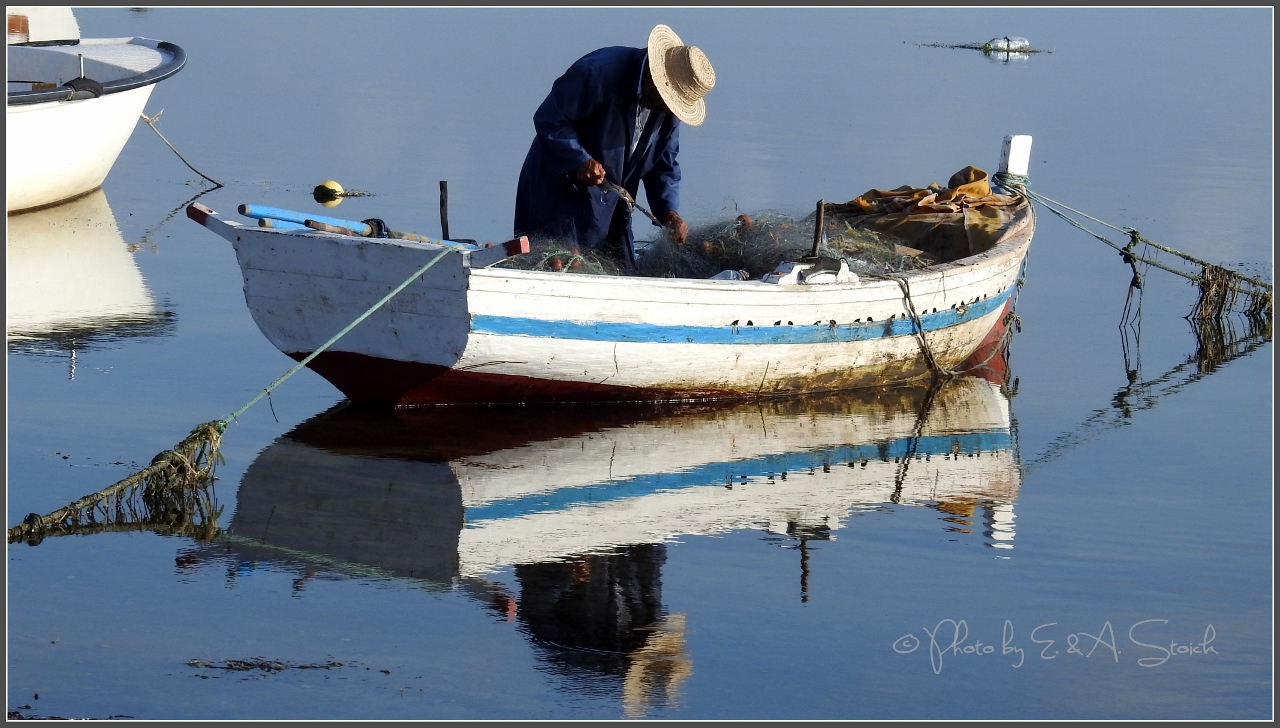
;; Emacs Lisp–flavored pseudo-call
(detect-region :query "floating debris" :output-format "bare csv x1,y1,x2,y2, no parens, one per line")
917,37,1049,60
188,657,344,672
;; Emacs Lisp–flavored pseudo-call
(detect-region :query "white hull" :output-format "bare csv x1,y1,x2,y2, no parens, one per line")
7,23,186,213
189,199,1031,404
5,84,154,213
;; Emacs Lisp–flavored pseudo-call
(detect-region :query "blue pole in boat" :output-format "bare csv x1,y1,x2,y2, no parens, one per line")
237,204,374,236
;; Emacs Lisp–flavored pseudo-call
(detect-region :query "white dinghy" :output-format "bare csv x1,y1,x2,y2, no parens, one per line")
6,6,186,213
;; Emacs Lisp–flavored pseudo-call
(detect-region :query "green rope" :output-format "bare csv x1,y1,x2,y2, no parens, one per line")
10,242,458,543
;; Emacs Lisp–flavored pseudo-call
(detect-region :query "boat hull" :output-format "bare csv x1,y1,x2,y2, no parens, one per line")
287,297,1014,405
191,200,1031,405
5,84,154,213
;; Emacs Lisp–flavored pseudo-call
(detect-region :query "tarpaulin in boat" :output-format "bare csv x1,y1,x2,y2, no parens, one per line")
825,166,1025,262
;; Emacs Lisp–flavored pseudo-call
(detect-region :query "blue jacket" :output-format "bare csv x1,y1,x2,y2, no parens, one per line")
514,46,681,262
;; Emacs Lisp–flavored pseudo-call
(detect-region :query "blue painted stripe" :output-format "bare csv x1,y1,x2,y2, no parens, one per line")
463,430,1012,525
471,283,1011,345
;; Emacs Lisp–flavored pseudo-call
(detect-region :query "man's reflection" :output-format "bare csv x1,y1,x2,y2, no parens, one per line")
512,544,690,718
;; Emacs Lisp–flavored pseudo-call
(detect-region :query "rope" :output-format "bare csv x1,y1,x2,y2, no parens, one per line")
881,274,958,380
1000,174,1272,314
8,421,223,543
141,110,223,187
1023,315,1271,474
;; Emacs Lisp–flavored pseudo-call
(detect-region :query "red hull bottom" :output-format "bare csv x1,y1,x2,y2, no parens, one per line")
290,351,743,406
954,300,1013,386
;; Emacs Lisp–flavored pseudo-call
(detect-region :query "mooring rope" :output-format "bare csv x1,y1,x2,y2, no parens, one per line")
994,171,1272,320
141,110,223,187
885,275,958,379
8,243,456,544
8,422,223,544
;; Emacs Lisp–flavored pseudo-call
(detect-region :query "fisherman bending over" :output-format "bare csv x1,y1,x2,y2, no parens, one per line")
514,24,715,267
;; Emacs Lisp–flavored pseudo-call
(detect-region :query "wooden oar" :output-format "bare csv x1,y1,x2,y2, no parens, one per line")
303,219,359,236
258,217,308,231
302,219,476,250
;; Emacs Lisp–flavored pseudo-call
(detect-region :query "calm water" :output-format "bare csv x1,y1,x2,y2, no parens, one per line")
6,7,1272,720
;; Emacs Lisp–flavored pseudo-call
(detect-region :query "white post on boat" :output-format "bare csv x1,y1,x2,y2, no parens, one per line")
999,135,1033,177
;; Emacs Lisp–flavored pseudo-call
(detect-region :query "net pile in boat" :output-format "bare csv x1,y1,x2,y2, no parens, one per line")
647,212,937,279
491,238,628,276
494,211,936,279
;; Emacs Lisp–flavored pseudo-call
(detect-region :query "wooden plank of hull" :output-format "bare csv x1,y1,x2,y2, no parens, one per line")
212,201,1030,405
5,84,155,213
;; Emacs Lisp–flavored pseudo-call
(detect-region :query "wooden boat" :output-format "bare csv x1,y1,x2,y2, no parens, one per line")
187,136,1034,406
6,6,186,213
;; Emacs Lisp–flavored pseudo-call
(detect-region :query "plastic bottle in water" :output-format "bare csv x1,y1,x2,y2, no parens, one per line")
986,36,1030,52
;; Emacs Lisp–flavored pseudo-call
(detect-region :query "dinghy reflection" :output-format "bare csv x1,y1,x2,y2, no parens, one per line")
6,188,174,360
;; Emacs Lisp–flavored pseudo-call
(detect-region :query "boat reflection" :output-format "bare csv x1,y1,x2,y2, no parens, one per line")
180,369,1020,715
6,188,174,360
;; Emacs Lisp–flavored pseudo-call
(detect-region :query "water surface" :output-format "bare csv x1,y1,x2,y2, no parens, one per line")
6,7,1272,720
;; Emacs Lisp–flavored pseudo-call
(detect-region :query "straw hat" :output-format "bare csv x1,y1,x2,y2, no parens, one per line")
647,24,715,127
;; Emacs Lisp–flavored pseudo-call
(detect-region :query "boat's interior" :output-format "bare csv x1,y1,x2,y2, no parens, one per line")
492,165,1028,280
823,165,1028,264
7,39,170,94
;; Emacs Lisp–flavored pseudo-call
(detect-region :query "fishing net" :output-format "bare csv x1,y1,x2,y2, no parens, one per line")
495,211,938,280
638,211,937,279
492,236,627,276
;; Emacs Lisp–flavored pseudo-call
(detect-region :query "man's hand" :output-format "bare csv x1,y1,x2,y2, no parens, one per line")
663,210,689,246
575,158,606,186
